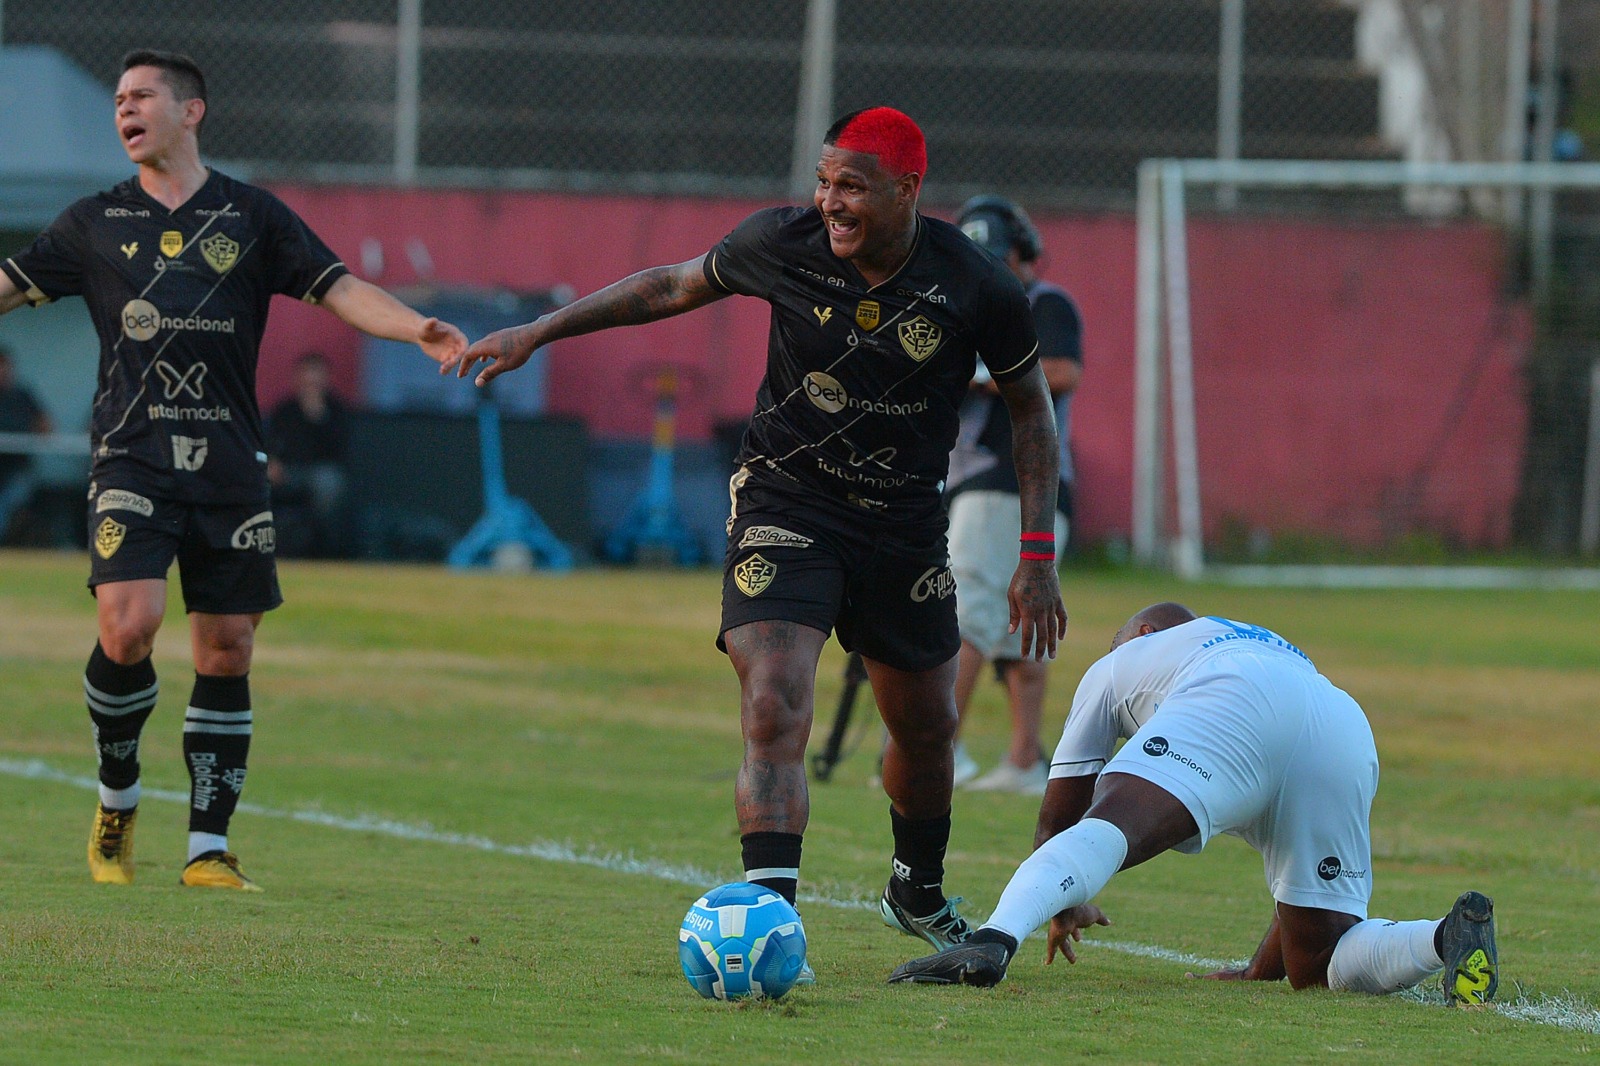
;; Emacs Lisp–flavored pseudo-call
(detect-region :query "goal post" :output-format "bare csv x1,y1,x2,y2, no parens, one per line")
1134,157,1600,588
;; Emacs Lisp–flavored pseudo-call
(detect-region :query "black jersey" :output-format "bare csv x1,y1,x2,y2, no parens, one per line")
948,279,1082,513
2,169,348,505
705,206,1038,524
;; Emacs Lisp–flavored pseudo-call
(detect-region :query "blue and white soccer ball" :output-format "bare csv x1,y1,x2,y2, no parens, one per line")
678,882,808,1000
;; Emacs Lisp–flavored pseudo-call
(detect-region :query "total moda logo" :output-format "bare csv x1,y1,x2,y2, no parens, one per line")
1140,736,1212,780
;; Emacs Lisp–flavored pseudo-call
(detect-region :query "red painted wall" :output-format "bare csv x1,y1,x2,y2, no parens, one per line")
257,186,1530,549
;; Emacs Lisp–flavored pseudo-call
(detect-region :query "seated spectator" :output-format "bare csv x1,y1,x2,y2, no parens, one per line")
267,352,352,558
0,344,53,543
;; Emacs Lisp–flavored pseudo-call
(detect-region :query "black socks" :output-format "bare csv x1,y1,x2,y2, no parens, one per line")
889,806,952,915
84,642,158,797
183,673,253,836
741,831,803,904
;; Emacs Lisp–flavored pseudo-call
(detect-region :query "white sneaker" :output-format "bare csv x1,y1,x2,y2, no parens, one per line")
965,760,1048,795
952,743,981,787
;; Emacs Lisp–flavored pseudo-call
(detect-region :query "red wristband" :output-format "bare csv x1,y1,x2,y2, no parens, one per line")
1020,531,1055,560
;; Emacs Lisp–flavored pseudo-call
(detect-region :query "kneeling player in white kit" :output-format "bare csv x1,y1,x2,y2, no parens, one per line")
890,602,1498,1006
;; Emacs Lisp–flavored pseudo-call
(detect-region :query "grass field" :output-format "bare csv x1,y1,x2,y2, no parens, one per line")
2,548,1598,1064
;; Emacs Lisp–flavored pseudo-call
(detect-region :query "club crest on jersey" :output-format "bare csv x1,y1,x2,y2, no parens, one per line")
813,305,833,327
159,230,184,257
855,300,880,330
897,315,943,362
200,232,239,274
733,553,776,597
94,517,127,560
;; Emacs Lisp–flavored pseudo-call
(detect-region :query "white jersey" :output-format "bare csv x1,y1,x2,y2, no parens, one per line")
1051,616,1315,779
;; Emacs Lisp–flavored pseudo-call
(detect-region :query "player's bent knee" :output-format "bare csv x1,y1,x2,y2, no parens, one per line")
98,613,161,664
192,617,260,676
741,685,814,756
99,628,157,665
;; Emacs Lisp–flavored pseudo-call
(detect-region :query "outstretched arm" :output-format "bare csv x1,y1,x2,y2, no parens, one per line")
995,362,1068,660
320,274,467,366
0,272,27,316
448,255,727,386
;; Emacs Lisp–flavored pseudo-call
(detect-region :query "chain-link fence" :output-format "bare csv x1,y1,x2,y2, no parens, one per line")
3,0,1572,208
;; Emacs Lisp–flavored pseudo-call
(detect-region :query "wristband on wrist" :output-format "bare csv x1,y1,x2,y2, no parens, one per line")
1020,531,1056,561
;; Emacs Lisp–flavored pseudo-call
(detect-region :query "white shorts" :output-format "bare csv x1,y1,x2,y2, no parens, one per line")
948,491,1068,660
1103,649,1379,917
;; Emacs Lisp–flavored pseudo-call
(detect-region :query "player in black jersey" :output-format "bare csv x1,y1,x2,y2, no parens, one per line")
0,50,466,890
450,107,1066,959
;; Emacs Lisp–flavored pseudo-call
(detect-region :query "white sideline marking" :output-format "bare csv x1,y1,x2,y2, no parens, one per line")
1208,564,1600,591
6,756,1597,1034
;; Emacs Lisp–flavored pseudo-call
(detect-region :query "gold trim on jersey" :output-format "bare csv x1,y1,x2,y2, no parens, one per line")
3,259,51,306
987,341,1040,378
300,262,346,303
862,214,924,293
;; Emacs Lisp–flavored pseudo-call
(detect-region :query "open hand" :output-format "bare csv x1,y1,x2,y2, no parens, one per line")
417,317,468,369
451,322,543,386
1045,904,1111,965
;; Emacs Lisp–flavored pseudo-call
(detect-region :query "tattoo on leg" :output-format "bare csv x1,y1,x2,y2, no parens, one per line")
736,758,807,832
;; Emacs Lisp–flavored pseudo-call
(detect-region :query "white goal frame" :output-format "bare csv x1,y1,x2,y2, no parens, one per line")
1134,157,1600,589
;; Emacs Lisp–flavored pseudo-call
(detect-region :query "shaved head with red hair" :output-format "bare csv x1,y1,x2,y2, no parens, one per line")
825,106,927,179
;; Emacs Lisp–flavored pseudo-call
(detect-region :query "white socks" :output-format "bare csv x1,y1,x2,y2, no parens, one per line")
188,832,228,863
99,782,140,810
983,818,1128,943
1327,917,1443,994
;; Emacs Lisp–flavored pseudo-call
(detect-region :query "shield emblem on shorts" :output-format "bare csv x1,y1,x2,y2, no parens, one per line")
94,517,127,560
159,230,184,257
200,232,239,274
733,553,776,597
855,300,881,331
897,315,943,362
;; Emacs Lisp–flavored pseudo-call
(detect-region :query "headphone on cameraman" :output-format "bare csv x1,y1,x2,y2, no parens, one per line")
956,195,1044,263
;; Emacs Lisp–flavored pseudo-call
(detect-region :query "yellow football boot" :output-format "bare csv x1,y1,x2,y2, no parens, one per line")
88,804,137,884
179,850,263,892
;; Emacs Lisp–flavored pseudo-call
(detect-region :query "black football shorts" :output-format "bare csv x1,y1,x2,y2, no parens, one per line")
719,472,959,673
86,485,283,615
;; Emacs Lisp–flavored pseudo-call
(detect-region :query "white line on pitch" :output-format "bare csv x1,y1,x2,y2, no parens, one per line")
4,756,1595,1034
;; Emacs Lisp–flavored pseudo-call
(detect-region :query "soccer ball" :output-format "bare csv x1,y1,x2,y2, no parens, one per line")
678,882,808,1000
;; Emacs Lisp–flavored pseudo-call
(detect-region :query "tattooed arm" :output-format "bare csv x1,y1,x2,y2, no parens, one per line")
448,255,726,386
995,362,1068,659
